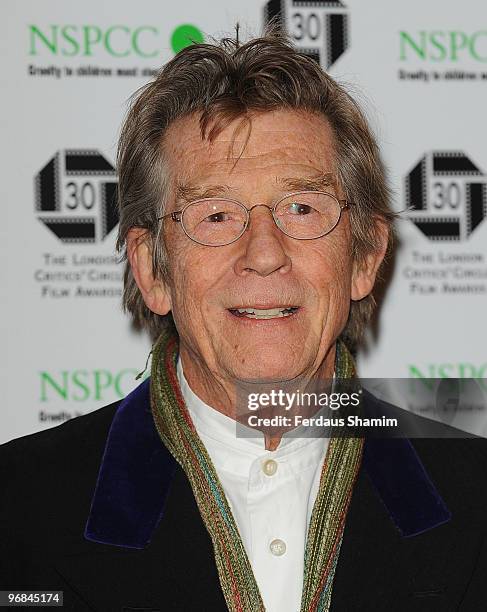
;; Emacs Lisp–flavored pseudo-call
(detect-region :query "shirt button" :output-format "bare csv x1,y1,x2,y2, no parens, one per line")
269,539,287,556
262,459,278,476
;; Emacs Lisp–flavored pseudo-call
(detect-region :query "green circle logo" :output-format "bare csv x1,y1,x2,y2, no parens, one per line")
171,24,204,54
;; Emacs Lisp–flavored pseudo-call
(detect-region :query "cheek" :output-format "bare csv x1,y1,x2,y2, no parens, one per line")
167,242,222,323
304,238,353,299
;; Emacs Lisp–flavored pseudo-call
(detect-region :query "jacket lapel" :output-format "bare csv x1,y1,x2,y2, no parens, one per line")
55,466,227,611
84,378,176,549
68,377,470,611
56,378,226,610
331,435,479,610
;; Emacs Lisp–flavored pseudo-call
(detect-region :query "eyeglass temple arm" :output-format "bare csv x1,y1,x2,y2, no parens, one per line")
157,211,182,222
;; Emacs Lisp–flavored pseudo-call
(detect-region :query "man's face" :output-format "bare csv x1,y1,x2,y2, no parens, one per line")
137,110,379,385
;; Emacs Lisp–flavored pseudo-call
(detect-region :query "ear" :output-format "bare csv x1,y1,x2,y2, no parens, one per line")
351,221,389,301
126,228,172,315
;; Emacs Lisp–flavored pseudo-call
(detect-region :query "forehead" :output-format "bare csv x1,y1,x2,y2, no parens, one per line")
162,109,337,196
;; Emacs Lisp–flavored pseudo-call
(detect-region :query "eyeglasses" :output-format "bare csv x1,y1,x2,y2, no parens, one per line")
158,191,354,247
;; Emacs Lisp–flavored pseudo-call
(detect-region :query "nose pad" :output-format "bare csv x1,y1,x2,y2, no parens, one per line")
247,203,280,234
247,213,280,245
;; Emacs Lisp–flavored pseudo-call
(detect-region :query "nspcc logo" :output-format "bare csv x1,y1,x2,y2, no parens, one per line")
400,31,487,62
264,0,349,69
35,150,118,243
29,24,204,58
405,151,487,241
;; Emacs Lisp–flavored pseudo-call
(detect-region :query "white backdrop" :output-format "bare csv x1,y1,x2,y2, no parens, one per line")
2,0,486,443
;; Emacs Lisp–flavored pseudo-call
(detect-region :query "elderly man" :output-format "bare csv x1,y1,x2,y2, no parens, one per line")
2,31,487,612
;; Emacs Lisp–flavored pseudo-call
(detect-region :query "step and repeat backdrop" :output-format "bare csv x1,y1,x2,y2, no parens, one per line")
2,0,486,442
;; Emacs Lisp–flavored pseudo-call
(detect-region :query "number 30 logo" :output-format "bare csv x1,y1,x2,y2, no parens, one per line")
35,149,118,244
406,151,487,241
264,0,349,70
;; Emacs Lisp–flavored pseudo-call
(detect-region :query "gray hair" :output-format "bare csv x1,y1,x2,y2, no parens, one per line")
116,29,395,349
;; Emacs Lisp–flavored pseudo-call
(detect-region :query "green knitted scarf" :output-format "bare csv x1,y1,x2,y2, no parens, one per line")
150,329,363,612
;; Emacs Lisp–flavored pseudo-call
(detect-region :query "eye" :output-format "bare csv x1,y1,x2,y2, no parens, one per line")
288,202,313,215
204,212,229,223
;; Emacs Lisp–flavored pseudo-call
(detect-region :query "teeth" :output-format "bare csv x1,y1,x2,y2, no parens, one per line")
235,307,297,319
237,308,281,315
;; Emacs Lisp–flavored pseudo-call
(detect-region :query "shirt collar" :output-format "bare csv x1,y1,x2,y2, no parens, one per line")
177,355,329,477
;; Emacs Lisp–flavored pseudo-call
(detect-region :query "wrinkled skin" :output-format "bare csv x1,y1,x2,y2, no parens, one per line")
128,109,386,449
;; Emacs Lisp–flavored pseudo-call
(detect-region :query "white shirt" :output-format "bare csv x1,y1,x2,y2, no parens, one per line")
177,357,329,612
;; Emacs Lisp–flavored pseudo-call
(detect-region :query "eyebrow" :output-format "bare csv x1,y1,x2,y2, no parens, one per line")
175,173,336,204
175,182,231,203
278,173,336,192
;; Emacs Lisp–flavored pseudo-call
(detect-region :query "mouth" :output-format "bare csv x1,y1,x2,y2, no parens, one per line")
228,306,300,320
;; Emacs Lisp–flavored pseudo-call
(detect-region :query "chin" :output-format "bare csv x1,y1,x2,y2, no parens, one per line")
225,350,306,384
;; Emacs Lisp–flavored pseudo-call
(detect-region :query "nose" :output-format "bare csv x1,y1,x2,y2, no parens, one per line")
233,205,292,277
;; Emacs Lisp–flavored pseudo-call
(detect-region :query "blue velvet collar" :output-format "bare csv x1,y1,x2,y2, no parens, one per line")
84,378,451,549
84,378,176,549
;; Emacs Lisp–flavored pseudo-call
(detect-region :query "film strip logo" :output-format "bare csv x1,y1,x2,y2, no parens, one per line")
406,151,487,241
264,0,349,69
35,150,118,244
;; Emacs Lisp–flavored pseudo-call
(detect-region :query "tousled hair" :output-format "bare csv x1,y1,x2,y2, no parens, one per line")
116,28,395,349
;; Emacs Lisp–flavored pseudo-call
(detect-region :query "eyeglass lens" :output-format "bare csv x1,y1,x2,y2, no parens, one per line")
182,192,341,246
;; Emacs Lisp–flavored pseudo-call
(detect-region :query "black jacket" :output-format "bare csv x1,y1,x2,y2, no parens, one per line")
1,378,487,611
